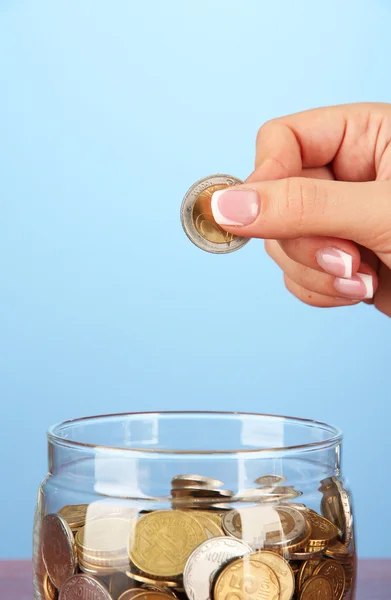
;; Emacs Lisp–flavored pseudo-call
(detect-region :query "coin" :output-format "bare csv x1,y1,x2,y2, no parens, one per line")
264,506,308,550
171,488,233,499
213,554,280,600
42,514,77,589
255,475,286,486
314,559,345,600
126,569,180,589
109,572,136,600
189,512,224,538
118,591,148,600
305,510,339,548
58,504,89,530
286,548,324,561
183,536,252,600
181,174,249,254
119,593,174,600
255,551,295,600
320,477,353,547
59,574,112,600
299,576,333,600
324,541,351,560
43,572,58,600
296,559,322,593
76,517,132,557
129,510,208,578
171,475,224,489
142,584,177,597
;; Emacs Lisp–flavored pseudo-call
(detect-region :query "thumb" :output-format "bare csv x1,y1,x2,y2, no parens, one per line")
210,177,391,246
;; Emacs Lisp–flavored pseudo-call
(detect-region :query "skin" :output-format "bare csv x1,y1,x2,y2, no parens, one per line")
218,103,391,317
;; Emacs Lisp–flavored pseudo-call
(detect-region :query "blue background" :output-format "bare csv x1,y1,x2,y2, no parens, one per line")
0,0,389,558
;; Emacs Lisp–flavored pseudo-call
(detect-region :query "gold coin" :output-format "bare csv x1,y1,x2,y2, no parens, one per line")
214,554,280,600
58,504,89,530
255,551,295,600
324,541,350,560
118,591,147,600
43,572,58,600
129,510,208,578
299,576,333,600
181,174,249,254
314,559,345,600
141,584,177,597
171,475,224,489
189,512,224,538
126,569,181,589
76,518,132,554
305,510,339,547
296,559,322,593
119,593,174,600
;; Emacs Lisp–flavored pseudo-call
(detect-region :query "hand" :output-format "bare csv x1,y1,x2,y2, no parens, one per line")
211,103,391,317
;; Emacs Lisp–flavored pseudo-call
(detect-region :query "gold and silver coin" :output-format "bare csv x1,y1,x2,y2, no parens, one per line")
183,536,252,600
181,174,249,254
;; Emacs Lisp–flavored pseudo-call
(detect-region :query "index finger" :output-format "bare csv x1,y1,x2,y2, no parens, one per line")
251,102,390,182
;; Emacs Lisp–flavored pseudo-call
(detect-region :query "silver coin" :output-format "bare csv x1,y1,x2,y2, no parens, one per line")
183,536,252,600
254,475,286,486
171,487,233,499
181,174,249,254
171,474,224,489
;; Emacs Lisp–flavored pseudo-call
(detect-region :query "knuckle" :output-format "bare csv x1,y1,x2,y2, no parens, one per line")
281,177,325,234
256,119,279,146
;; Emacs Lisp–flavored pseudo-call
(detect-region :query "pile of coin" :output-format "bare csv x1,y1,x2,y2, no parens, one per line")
35,474,356,600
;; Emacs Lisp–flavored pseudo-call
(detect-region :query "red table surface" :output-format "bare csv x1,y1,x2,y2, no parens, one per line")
1,559,390,599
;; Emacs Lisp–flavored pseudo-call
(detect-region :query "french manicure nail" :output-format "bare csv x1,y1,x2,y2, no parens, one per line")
211,189,260,226
334,273,374,299
316,248,353,278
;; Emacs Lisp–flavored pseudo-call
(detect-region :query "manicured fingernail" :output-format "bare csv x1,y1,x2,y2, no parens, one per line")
316,248,353,278
334,273,374,299
211,189,260,226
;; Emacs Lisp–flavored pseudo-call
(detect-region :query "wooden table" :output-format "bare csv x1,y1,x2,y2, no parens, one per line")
1,559,390,599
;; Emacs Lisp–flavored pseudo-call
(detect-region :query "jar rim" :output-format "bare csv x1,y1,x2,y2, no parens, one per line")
47,410,342,455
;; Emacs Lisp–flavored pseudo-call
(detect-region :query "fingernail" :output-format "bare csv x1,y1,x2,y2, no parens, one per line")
211,189,260,226
316,248,353,278
334,273,374,299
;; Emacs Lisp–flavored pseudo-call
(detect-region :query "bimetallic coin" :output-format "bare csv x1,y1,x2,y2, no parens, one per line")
43,572,58,600
181,174,249,254
299,576,333,600
58,504,88,530
305,510,339,548
183,536,252,600
42,514,77,589
264,506,308,550
213,554,280,600
255,475,286,486
171,475,224,489
314,559,345,600
59,574,112,600
129,510,208,578
255,551,295,600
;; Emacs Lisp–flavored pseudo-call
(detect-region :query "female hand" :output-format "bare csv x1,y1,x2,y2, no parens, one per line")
210,103,391,317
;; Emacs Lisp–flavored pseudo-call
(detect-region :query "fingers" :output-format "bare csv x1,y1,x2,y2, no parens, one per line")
283,275,360,309
278,237,361,278
265,239,377,301
210,177,391,249
252,103,391,181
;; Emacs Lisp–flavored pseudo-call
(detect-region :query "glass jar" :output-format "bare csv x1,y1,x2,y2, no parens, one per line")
33,412,356,600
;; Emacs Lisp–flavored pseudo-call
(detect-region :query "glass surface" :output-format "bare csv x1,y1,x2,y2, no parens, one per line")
33,412,356,600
